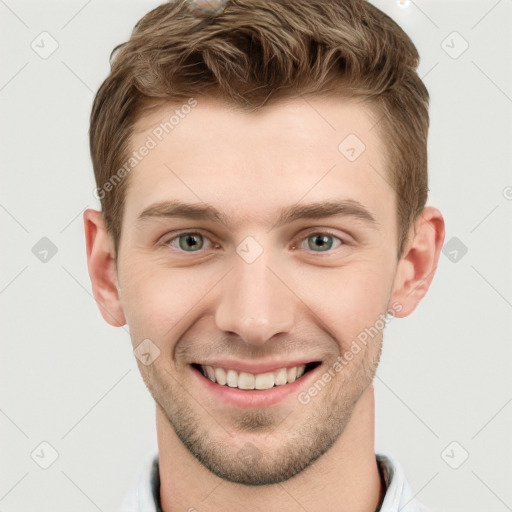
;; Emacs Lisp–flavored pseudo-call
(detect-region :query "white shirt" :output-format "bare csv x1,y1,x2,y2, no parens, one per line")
117,452,433,512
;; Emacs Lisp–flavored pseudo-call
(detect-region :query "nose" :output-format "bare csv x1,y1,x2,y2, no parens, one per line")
214,248,296,346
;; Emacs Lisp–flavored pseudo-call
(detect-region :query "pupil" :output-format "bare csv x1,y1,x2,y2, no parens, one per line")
181,234,202,251
310,234,332,251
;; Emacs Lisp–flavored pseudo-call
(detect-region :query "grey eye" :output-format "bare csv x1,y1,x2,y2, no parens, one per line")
301,233,343,252
167,232,212,252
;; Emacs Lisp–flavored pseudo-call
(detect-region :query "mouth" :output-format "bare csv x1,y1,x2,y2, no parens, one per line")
191,361,321,391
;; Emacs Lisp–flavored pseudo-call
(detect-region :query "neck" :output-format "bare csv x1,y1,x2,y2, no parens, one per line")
157,385,384,512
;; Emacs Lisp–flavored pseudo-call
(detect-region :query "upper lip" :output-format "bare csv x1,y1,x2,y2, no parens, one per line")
193,359,319,374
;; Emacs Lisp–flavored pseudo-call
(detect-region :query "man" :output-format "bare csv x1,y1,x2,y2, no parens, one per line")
84,0,445,510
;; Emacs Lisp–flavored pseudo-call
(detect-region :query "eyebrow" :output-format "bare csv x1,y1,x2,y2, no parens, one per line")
137,199,380,230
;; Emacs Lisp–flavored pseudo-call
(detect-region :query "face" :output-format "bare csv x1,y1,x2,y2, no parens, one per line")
115,95,402,485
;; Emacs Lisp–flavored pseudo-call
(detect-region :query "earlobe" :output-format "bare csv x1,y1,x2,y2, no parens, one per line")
390,206,445,318
83,209,126,327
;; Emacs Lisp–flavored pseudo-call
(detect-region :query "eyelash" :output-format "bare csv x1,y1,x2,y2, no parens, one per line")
160,229,348,255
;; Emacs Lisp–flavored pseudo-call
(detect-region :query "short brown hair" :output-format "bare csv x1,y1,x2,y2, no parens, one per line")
89,0,429,258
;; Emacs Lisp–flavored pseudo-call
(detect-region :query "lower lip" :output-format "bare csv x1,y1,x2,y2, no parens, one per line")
191,364,323,408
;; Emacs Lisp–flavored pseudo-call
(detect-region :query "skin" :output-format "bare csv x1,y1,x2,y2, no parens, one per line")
84,95,445,512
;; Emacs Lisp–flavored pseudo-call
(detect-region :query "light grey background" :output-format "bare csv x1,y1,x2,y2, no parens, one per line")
1,1,511,511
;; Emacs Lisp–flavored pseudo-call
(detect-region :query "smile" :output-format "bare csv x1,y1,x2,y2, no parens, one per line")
190,360,323,408
192,362,320,390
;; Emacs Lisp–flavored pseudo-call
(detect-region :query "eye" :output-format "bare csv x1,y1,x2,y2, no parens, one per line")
163,231,214,252
161,230,346,254
295,232,345,253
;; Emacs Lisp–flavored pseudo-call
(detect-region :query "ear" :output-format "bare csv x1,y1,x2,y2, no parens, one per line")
83,209,126,327
389,206,445,317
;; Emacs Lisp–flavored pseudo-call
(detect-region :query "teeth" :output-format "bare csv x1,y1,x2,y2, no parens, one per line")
200,363,311,390
238,372,255,390
287,366,297,382
205,366,216,382
274,367,287,386
255,372,274,390
226,369,238,387
214,367,227,385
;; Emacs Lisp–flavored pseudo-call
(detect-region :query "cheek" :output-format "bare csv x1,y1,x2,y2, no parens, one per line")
294,261,393,349
118,255,219,342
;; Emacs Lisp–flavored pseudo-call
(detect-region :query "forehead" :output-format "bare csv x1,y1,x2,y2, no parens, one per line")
125,94,393,228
